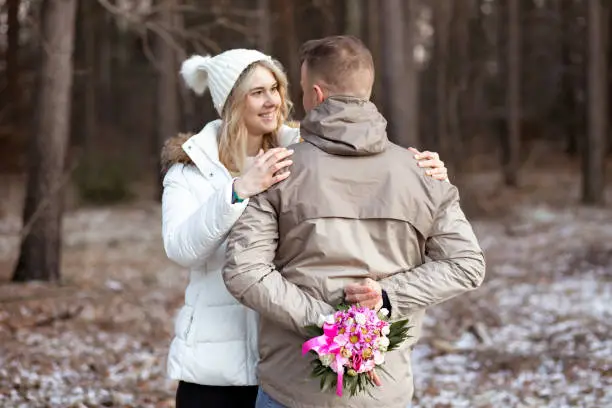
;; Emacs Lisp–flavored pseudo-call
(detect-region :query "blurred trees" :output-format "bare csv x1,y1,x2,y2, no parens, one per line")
1,0,610,281
12,0,78,282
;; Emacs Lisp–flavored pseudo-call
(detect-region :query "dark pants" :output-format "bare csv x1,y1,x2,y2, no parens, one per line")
176,381,258,408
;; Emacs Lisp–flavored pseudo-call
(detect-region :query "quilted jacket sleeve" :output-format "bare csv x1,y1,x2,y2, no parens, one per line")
161,164,249,268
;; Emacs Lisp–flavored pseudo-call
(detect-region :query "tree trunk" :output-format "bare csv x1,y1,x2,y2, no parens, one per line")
277,0,301,117
84,0,98,153
156,0,180,197
345,0,363,37
504,0,521,186
561,0,580,155
380,0,414,147
6,0,21,125
403,0,420,149
257,0,272,53
433,0,452,157
13,0,78,282
366,0,382,110
583,0,607,204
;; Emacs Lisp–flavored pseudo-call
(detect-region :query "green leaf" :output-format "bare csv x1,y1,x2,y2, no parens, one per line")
346,375,359,396
304,324,324,338
321,372,335,393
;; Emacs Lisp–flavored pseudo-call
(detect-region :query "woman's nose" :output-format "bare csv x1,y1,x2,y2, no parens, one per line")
264,92,279,106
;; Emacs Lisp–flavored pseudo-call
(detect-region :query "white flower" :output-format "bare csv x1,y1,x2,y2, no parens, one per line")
319,354,334,367
379,336,390,348
354,313,366,325
382,325,390,336
374,351,385,365
378,308,389,318
317,314,335,327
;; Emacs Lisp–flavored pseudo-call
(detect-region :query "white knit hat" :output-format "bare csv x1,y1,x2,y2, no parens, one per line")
180,49,273,115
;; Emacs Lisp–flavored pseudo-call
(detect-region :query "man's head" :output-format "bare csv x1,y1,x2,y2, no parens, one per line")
299,35,375,112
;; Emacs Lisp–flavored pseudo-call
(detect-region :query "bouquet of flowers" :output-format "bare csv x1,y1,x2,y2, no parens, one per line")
302,304,410,397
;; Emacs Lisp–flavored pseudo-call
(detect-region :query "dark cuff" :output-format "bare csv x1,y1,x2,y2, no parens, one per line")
381,290,392,315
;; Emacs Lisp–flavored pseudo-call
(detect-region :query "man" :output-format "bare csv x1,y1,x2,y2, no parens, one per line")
223,36,485,408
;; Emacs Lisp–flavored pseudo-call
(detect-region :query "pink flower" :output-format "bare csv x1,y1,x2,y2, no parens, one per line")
334,333,349,347
352,354,363,372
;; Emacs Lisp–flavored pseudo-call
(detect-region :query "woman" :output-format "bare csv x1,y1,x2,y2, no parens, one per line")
160,49,448,408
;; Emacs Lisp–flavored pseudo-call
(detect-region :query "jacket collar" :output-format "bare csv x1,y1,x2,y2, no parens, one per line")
182,120,224,175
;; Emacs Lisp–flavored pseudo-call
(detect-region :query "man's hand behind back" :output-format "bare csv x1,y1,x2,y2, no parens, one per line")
344,278,383,311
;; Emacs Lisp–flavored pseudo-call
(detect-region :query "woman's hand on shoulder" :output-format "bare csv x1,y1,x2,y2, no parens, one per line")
408,147,449,181
233,147,294,199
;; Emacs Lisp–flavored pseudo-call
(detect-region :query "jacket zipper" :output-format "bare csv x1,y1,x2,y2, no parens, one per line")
184,290,201,342
184,314,194,339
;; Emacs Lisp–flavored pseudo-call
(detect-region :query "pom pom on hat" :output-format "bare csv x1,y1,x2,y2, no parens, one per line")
180,55,211,95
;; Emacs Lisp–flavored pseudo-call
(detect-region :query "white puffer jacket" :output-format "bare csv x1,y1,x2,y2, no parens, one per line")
161,119,300,386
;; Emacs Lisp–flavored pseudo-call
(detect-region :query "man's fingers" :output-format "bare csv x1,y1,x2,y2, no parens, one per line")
368,371,382,387
345,294,379,304
372,372,382,386
345,292,380,302
344,284,376,295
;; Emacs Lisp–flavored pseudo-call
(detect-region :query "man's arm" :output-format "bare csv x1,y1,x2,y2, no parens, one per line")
223,191,334,335
379,183,486,319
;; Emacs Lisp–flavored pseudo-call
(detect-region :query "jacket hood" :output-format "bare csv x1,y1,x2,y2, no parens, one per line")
300,96,388,156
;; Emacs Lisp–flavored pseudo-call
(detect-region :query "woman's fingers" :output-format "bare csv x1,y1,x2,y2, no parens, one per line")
272,159,293,173
426,167,448,179
270,170,291,185
417,159,439,168
263,148,294,168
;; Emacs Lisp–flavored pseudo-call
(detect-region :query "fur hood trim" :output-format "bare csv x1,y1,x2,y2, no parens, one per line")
161,132,193,171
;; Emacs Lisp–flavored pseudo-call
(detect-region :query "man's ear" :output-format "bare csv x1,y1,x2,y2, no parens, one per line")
313,84,326,104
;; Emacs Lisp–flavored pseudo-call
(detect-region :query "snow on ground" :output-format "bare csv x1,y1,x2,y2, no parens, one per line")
1,198,611,407
413,205,612,408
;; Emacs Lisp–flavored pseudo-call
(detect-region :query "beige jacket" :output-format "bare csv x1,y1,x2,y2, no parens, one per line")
223,96,485,408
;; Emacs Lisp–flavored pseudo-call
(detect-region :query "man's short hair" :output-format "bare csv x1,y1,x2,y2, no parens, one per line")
299,35,374,98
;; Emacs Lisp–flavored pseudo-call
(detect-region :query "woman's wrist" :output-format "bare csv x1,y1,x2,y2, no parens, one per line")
232,178,247,202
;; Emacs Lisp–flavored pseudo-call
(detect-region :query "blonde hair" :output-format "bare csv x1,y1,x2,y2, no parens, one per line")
218,60,292,174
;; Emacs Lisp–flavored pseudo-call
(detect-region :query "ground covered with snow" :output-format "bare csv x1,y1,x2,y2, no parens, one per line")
1,169,611,407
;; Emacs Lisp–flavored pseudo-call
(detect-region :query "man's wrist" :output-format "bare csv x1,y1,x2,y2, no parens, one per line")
381,290,391,315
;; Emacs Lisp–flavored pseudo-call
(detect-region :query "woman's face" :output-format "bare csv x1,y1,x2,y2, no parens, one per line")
243,65,282,137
